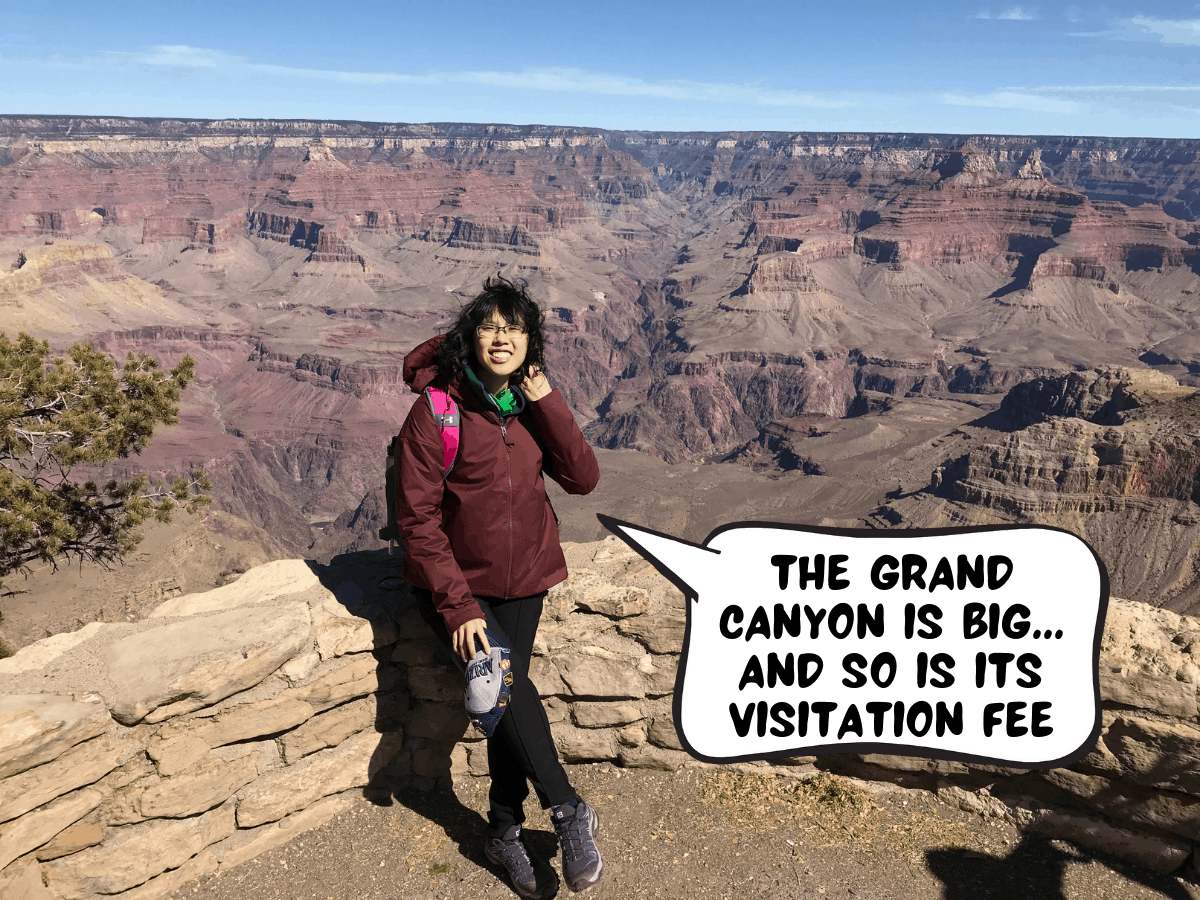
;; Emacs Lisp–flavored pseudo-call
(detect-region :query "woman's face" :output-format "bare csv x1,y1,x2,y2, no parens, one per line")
473,310,528,391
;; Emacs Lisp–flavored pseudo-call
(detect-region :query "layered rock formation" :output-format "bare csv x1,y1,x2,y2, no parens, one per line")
887,368,1200,612
5,541,1200,897
2,117,1200,628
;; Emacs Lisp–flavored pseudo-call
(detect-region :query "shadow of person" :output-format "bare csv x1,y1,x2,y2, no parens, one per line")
306,549,551,883
391,781,485,859
927,831,1198,900
304,548,466,792
306,548,418,792
388,781,559,883
927,833,1074,900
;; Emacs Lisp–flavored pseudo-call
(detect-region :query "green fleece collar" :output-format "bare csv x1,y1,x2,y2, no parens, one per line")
465,366,524,416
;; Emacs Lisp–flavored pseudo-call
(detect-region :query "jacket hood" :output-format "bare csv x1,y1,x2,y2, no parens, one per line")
403,335,446,394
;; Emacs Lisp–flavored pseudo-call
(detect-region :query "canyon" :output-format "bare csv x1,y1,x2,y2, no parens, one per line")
2,117,1200,644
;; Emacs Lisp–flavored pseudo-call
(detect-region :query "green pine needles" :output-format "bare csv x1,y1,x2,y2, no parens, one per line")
0,333,212,589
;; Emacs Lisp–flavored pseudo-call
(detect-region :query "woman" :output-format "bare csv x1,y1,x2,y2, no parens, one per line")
397,276,603,897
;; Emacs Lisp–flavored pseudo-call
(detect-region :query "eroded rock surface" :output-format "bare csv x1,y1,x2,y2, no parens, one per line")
103,603,312,725
891,369,1200,611
1,543,1200,892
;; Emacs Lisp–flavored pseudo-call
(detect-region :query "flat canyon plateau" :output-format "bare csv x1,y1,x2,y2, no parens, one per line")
3,116,1200,647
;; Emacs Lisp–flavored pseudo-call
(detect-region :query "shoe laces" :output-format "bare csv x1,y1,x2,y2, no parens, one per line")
555,805,594,862
492,830,536,883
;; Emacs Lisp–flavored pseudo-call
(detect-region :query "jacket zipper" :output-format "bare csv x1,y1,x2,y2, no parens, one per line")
500,415,513,600
478,392,516,600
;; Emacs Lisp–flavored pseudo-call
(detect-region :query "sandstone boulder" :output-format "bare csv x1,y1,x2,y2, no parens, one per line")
277,653,397,712
148,696,316,778
144,733,208,780
1030,809,1191,873
0,623,105,676
637,654,679,696
0,730,138,823
617,615,686,654
405,700,468,743
555,655,647,699
34,816,104,861
105,847,218,900
406,665,460,703
858,754,970,776
123,753,259,820
617,721,648,747
457,742,491,777
104,602,311,724
543,696,568,724
0,786,103,870
147,559,319,618
552,724,616,762
616,745,691,770
211,792,356,872
236,729,386,827
576,584,651,618
279,649,321,685
0,858,53,900
0,694,110,780
281,695,379,762
1042,768,1200,840
206,697,316,745
311,588,398,659
572,702,643,728
391,641,437,666
1082,712,1200,797
647,715,684,751
1099,601,1200,718
43,799,234,897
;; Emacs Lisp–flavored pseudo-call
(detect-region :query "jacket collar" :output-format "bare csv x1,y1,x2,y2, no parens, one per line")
458,365,527,418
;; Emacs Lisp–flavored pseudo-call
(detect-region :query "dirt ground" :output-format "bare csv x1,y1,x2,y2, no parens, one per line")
173,764,1200,900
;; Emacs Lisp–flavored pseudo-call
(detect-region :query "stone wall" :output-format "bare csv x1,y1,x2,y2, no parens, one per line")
3,538,1200,899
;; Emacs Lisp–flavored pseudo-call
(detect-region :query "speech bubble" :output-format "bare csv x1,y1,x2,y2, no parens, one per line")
598,516,1108,768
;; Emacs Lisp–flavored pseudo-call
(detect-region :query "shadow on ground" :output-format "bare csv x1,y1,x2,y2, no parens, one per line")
928,832,1197,900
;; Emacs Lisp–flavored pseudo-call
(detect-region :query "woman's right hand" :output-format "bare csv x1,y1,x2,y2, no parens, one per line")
520,365,552,401
453,617,491,663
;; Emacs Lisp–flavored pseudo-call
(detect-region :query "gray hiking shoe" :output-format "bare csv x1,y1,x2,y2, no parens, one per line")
484,825,559,899
551,800,603,892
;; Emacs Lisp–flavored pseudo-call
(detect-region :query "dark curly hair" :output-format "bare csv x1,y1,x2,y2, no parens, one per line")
436,275,547,386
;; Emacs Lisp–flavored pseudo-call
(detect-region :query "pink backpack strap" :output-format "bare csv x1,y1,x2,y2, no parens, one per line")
424,387,460,478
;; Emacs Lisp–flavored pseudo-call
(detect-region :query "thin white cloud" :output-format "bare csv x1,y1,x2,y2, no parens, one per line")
142,45,225,68
1076,16,1200,45
1129,15,1200,45
19,42,1200,134
977,6,1038,20
943,90,1081,114
136,46,850,109
1034,82,1200,94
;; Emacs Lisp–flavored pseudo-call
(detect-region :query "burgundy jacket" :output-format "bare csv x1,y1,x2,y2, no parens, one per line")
397,335,600,636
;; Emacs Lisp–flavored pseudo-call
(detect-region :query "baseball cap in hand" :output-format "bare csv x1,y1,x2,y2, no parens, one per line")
464,628,513,737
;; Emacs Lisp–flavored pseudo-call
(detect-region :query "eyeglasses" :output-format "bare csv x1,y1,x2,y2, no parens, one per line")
476,323,527,338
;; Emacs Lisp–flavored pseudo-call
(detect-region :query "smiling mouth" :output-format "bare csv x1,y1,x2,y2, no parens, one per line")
488,351,512,362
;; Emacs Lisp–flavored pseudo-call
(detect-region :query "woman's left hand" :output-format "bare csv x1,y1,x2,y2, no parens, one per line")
520,365,552,401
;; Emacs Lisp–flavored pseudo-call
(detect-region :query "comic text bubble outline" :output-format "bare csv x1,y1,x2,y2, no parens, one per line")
598,516,1109,769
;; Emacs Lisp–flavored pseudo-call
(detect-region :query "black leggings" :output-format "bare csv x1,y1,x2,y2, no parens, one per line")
416,589,579,836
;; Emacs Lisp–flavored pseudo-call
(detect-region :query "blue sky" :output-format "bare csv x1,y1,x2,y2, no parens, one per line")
4,2,1200,137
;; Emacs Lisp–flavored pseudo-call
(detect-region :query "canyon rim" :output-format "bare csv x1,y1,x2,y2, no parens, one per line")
3,115,1200,897
3,117,1200,636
